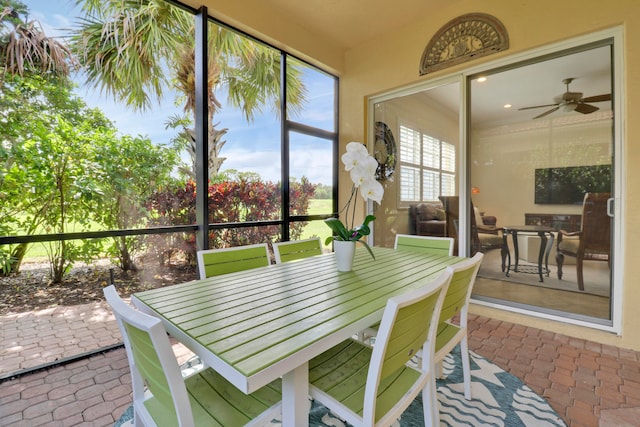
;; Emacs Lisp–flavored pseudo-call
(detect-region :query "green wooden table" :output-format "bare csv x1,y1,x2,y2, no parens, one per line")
132,246,462,426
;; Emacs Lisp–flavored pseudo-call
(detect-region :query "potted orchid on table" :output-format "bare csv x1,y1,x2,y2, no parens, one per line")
325,142,384,271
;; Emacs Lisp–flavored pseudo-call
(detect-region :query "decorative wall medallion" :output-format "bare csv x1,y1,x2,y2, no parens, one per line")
419,13,508,75
374,121,396,181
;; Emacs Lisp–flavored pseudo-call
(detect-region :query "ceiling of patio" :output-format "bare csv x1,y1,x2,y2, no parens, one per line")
193,0,612,127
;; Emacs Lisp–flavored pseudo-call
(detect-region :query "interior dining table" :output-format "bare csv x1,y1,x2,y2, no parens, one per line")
131,245,463,426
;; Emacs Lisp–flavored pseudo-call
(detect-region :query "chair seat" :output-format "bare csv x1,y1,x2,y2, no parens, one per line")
478,233,503,249
169,369,281,426
558,238,609,258
309,339,423,425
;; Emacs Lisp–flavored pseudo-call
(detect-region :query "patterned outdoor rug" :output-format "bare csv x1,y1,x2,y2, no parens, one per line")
114,346,566,426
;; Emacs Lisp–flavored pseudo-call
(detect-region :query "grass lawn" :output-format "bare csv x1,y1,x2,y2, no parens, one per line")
15,199,335,261
299,199,332,249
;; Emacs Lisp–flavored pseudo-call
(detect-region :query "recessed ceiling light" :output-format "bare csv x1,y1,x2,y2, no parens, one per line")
477,76,487,83
504,104,512,109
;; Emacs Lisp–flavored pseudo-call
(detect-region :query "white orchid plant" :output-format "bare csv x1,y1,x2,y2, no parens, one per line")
325,142,384,259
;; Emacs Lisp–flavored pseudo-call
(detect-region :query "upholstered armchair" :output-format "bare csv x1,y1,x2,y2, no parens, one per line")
438,196,503,255
409,202,447,236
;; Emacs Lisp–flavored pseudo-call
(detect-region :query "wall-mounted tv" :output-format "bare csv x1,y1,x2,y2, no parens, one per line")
535,165,612,205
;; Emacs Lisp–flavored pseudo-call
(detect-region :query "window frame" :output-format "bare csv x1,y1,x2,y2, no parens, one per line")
397,120,456,207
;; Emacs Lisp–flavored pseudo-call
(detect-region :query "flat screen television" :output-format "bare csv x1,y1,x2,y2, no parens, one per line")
535,165,612,205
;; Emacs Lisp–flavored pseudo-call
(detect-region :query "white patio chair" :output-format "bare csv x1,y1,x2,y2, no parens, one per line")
356,234,454,342
362,252,484,401
308,269,452,427
103,285,281,427
433,251,484,399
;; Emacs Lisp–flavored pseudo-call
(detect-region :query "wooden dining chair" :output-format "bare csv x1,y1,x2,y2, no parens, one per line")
272,237,323,263
103,285,282,427
394,233,455,256
556,192,611,291
308,269,453,427
196,243,270,279
433,251,483,400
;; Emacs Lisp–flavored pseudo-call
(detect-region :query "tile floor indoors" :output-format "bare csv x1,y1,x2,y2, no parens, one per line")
1,300,640,427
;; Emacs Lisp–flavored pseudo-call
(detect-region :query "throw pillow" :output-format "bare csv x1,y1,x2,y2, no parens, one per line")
417,203,438,221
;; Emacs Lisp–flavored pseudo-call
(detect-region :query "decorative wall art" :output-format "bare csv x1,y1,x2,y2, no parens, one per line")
374,121,397,181
419,13,509,75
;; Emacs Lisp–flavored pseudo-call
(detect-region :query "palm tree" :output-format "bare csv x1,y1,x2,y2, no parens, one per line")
71,0,307,177
0,0,76,79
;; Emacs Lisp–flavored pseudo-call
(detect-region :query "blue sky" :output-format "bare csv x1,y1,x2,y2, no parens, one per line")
28,0,335,185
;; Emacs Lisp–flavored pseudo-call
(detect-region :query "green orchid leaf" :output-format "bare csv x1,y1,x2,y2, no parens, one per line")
362,215,376,226
324,215,377,261
324,217,351,240
357,239,376,260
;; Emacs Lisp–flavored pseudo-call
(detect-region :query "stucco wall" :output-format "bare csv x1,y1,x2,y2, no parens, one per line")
198,0,640,350
341,0,639,351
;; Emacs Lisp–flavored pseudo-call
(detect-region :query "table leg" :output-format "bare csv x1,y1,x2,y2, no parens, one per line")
282,363,309,427
544,232,554,277
536,231,548,282
501,231,509,272
512,230,520,272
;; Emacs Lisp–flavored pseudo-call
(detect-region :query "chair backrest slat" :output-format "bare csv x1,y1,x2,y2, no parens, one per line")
395,234,455,256
197,243,270,279
273,238,323,263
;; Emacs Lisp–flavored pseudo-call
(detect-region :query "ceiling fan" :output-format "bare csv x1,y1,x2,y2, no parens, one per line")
518,77,612,119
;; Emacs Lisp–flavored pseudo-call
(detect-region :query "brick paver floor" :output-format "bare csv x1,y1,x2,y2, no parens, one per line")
2,303,640,426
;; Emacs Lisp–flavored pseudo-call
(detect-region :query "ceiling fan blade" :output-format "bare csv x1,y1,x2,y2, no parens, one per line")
574,103,599,114
581,94,611,103
518,103,559,111
533,106,560,119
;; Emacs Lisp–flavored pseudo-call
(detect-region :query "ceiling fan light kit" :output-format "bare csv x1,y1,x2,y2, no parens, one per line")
518,77,612,119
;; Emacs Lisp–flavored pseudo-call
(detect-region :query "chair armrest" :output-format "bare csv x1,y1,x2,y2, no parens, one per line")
481,215,497,226
556,229,581,243
477,224,500,235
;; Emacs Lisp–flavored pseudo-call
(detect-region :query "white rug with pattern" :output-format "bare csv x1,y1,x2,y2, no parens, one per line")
115,345,566,426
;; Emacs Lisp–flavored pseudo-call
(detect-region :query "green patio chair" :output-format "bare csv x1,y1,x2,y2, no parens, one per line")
197,243,270,279
357,234,454,342
272,237,323,263
361,252,484,401
103,285,282,427
395,233,455,256
308,269,453,427
433,251,484,400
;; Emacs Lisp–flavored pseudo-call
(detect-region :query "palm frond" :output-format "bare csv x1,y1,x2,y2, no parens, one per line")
1,13,77,77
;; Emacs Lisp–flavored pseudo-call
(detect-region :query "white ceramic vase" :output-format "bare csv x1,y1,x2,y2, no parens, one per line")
334,240,356,272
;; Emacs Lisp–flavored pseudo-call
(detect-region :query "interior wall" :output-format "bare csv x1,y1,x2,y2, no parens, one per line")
472,113,613,227
342,1,639,350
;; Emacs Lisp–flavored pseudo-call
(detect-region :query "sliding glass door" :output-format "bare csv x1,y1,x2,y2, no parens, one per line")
368,31,621,328
468,41,615,322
